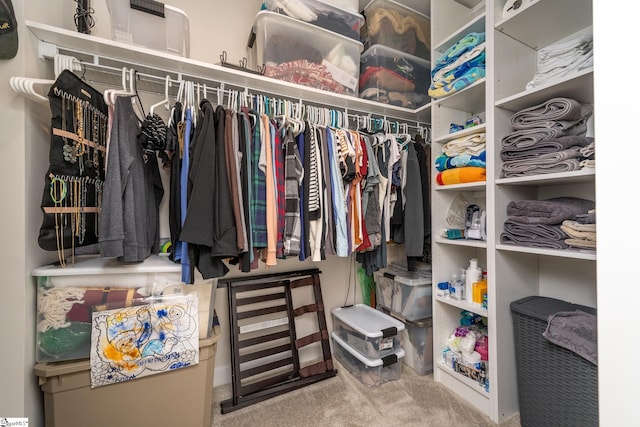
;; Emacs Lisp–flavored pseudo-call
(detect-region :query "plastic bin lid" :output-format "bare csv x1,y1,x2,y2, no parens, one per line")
510,296,596,321
332,332,404,366
332,304,405,336
31,254,181,276
379,268,432,286
361,44,431,68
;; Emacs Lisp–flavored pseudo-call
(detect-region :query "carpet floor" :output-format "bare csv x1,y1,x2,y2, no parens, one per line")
210,361,521,427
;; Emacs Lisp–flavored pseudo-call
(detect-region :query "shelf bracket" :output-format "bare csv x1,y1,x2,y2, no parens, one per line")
38,40,57,60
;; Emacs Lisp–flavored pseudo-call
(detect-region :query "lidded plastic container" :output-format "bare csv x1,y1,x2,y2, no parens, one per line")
359,44,431,108
251,10,363,95
361,0,431,61
105,0,190,57
332,304,404,359
374,267,433,321
262,0,365,41
331,332,404,386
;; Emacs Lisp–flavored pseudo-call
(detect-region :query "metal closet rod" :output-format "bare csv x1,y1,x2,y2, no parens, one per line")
58,48,430,134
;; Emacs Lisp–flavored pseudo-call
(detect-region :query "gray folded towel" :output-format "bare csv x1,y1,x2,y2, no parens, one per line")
510,97,593,131
543,310,597,365
500,220,568,249
507,197,596,225
501,135,594,160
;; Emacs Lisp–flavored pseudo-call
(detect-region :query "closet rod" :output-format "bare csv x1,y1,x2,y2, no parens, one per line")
49,44,430,132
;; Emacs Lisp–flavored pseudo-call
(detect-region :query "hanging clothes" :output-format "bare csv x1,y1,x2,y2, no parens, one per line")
282,127,303,257
99,95,163,262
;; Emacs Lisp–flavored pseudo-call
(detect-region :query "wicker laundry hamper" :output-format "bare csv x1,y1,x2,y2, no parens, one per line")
510,296,598,427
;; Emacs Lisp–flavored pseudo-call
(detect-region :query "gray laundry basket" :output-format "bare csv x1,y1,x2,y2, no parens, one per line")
510,296,598,427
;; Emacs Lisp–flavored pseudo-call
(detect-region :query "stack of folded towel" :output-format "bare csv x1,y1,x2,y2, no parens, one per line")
526,35,593,90
429,32,486,99
561,208,596,250
435,132,486,185
500,97,595,177
500,197,596,250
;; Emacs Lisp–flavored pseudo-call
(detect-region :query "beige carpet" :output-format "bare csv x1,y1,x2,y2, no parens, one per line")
210,361,521,427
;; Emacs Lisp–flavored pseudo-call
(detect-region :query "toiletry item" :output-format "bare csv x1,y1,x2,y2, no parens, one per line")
465,259,482,304
437,281,450,298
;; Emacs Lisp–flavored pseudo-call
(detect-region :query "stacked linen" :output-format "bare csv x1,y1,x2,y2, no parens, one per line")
526,35,593,90
435,132,486,185
429,32,486,99
561,208,596,250
500,197,595,250
500,97,594,177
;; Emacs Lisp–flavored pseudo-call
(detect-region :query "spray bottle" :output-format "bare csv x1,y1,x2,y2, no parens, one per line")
465,258,482,305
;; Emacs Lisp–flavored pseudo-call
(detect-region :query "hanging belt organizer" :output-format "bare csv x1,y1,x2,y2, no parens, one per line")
220,268,336,413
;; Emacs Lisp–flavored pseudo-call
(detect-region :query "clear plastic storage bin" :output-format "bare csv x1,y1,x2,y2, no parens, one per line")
361,0,431,61
251,10,363,95
32,255,216,363
332,304,404,359
105,0,190,57
374,267,432,321
359,44,431,108
401,316,433,375
262,0,364,41
332,332,404,386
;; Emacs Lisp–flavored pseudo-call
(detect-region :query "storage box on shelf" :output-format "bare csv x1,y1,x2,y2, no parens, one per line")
373,267,432,321
261,0,364,41
331,332,404,386
32,255,216,363
251,10,363,95
359,44,430,108
33,325,221,427
105,0,190,57
361,0,431,61
331,304,404,359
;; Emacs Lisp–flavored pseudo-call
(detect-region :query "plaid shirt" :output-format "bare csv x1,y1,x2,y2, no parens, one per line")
273,121,286,258
282,128,303,256
250,111,267,248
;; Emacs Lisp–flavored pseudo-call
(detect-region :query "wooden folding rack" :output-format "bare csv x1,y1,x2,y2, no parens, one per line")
219,268,337,413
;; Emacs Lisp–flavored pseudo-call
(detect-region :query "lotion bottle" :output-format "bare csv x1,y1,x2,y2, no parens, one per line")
465,258,482,304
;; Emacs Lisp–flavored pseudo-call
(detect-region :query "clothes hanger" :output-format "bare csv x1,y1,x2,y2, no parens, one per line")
149,75,172,116
10,53,83,103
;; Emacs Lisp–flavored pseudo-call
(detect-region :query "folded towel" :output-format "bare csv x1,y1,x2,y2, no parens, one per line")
510,97,593,131
575,209,596,225
561,220,596,241
436,166,486,185
500,135,594,160
500,224,569,249
441,132,486,157
501,158,582,178
501,127,569,150
565,238,597,249
431,44,485,84
432,32,486,75
507,197,596,225
543,310,597,365
428,66,486,99
560,219,596,232
435,151,486,171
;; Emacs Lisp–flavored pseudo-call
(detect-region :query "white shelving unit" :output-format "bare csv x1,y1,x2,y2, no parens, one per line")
430,0,595,423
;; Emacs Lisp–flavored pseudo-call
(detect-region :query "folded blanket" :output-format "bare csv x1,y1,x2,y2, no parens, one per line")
442,132,486,157
543,310,597,365
366,9,430,57
435,150,486,171
428,66,485,99
436,166,486,185
359,66,415,92
501,158,582,178
510,97,593,131
500,135,594,160
507,197,596,225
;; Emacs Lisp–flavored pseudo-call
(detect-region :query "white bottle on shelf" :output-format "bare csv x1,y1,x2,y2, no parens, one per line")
465,258,482,305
